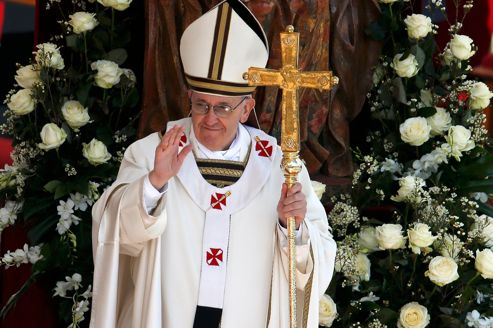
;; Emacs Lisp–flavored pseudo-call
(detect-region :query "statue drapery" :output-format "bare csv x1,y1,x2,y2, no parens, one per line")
140,0,381,179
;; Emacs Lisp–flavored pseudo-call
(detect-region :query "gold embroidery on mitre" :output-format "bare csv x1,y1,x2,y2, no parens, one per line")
209,2,232,80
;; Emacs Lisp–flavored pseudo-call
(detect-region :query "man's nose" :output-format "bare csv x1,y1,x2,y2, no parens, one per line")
203,107,219,123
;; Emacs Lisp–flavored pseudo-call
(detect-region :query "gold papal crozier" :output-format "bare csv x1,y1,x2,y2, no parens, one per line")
243,25,338,328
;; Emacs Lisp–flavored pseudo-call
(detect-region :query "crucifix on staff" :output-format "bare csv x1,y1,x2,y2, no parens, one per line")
244,25,338,327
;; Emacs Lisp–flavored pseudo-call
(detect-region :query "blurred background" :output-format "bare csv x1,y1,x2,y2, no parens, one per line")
0,0,35,115
0,1,492,327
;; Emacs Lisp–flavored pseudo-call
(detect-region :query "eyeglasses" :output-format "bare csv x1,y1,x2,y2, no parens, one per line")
190,96,248,118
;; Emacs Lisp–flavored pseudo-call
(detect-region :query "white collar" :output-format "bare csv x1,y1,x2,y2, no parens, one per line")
190,124,251,162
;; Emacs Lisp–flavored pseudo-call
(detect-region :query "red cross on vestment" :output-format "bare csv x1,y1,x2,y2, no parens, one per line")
206,248,223,266
255,136,272,158
179,134,187,147
210,192,230,210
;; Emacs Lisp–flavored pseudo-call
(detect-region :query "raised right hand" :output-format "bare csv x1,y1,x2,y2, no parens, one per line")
149,125,192,190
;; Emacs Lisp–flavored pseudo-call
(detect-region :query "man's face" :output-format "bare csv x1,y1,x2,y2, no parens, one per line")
190,92,255,151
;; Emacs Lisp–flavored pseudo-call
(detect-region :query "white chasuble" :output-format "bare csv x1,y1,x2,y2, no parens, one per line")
171,119,274,311
90,118,337,328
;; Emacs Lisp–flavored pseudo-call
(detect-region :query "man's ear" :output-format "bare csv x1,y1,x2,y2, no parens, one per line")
240,97,255,123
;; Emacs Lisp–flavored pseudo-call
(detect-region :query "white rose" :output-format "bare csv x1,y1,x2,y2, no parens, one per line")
426,107,451,136
408,223,437,254
445,125,475,160
311,180,326,200
7,89,35,115
90,60,123,89
35,43,65,70
471,215,493,247
376,224,406,250
425,256,459,286
436,234,463,260
397,302,430,328
404,14,432,40
68,12,99,34
14,65,40,89
468,81,493,110
391,176,425,203
450,34,475,60
359,226,380,253
356,253,371,281
319,294,337,327
38,123,67,150
61,100,90,130
392,53,419,78
97,0,132,11
475,249,493,279
82,139,111,166
400,117,431,146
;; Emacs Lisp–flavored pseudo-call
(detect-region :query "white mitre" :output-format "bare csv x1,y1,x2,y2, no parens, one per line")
180,0,269,96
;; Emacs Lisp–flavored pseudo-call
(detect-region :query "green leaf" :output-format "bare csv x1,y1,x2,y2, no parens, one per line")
61,123,72,144
436,314,463,327
44,180,62,193
125,88,140,108
65,34,81,51
91,29,110,53
76,81,92,105
415,75,426,89
417,106,437,118
411,45,426,70
439,71,451,82
96,126,114,146
459,179,493,194
376,307,398,324
392,78,407,104
439,307,453,315
456,153,493,178
113,28,132,47
478,202,493,217
111,94,124,108
72,177,90,195
365,21,386,41
54,183,69,200
106,48,128,65
23,196,53,220
27,214,58,244
434,86,449,97
96,13,112,27
424,59,436,76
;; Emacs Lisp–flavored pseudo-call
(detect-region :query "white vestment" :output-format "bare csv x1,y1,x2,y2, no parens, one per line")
90,118,336,328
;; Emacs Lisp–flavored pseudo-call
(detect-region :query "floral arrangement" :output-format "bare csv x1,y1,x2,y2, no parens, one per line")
0,0,138,326
319,1,493,327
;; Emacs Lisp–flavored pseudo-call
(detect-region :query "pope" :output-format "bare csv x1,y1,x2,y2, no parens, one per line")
90,1,336,327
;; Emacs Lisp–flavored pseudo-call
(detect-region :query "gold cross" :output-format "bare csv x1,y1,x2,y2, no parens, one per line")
243,25,338,328
243,25,338,154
